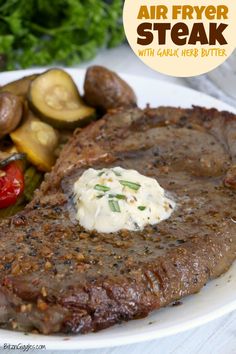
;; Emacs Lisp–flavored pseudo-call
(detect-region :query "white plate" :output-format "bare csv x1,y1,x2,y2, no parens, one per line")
0,69,235,350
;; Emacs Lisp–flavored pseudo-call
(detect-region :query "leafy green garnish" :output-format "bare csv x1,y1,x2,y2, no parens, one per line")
138,206,146,211
94,184,110,192
108,200,121,213
119,180,141,191
0,0,125,70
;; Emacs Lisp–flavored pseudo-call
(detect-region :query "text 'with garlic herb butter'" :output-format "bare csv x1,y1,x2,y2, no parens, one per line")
73,167,175,233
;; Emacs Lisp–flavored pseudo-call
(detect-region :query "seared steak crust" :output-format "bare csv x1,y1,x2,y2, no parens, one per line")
0,106,235,334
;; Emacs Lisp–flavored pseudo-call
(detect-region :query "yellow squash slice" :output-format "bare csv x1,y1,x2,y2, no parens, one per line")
10,112,59,172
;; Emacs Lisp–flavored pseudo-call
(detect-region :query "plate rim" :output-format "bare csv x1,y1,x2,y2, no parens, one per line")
1,67,236,114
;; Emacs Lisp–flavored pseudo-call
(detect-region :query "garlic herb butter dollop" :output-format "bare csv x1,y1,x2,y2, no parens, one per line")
73,167,175,233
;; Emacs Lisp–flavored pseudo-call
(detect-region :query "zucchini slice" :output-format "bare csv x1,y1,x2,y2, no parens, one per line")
28,69,96,129
10,112,59,172
23,166,43,201
0,74,38,97
0,153,26,168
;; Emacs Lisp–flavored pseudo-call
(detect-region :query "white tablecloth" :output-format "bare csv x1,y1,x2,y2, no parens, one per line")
1,44,235,354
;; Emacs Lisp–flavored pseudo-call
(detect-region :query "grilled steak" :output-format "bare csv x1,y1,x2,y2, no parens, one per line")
0,106,235,334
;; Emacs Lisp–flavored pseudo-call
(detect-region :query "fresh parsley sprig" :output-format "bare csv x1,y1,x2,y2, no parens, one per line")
0,0,124,70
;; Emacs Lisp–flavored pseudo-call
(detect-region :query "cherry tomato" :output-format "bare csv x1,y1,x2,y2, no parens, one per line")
0,162,24,209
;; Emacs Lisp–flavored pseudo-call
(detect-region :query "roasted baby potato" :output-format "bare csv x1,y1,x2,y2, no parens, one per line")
0,92,23,139
84,66,137,111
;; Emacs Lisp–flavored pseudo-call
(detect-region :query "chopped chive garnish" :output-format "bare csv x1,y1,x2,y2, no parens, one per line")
109,194,126,200
113,170,122,177
119,180,141,191
138,206,146,211
115,194,126,200
98,171,104,177
109,200,121,212
94,184,110,192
